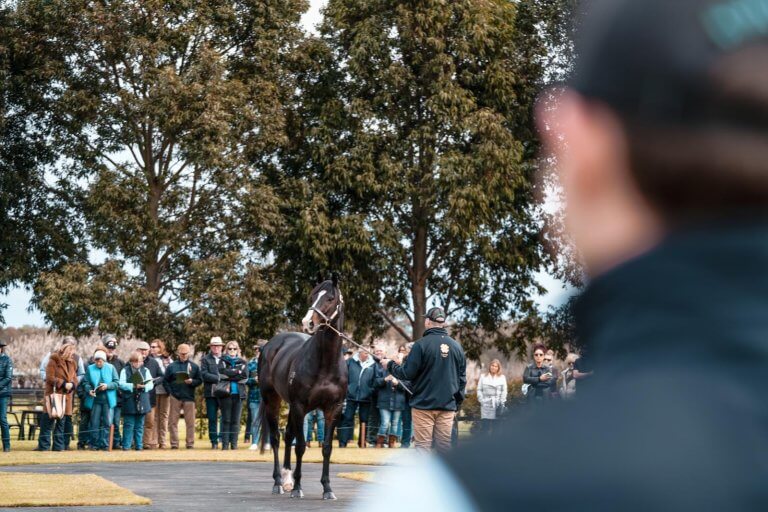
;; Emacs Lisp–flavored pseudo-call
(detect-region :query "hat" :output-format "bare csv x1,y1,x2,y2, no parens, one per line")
93,350,107,361
105,340,118,349
209,336,224,346
424,306,446,323
62,336,78,346
101,334,117,345
136,341,150,350
569,0,768,130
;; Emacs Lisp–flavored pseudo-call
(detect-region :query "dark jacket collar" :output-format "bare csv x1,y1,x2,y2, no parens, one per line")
423,327,448,337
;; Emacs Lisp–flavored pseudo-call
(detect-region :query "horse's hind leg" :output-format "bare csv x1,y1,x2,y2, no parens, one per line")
281,409,295,493
290,408,307,498
321,402,344,500
264,393,283,495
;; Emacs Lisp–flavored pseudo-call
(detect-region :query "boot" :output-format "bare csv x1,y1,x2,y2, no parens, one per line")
358,423,367,448
376,435,385,448
388,435,398,448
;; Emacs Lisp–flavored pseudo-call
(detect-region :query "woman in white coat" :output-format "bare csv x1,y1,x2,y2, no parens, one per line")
477,359,507,433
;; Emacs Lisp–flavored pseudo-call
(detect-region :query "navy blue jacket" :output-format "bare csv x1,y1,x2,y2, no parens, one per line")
444,224,768,510
200,353,221,398
346,357,378,402
388,327,466,411
374,369,410,411
163,360,202,402
0,353,12,398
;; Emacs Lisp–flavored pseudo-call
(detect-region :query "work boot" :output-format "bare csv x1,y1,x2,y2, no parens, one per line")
375,435,385,448
388,435,398,448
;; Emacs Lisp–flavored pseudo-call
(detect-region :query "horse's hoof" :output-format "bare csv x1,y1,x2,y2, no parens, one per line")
282,482,294,492
323,492,337,500
290,489,304,498
272,485,284,495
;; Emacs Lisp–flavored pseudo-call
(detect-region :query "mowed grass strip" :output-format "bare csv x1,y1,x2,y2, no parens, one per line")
0,439,395,467
0,472,151,507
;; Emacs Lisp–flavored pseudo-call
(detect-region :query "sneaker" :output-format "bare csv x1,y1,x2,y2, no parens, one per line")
249,444,259,450
264,443,272,450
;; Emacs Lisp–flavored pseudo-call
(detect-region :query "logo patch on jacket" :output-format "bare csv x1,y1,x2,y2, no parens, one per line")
440,344,449,358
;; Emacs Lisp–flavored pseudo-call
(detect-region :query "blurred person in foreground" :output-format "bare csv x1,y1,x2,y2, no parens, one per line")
363,0,768,509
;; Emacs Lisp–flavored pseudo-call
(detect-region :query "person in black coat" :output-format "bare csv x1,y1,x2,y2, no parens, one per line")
338,350,379,448
373,359,410,448
0,339,12,453
522,344,556,403
137,341,161,449
200,336,224,449
164,344,202,449
217,341,248,450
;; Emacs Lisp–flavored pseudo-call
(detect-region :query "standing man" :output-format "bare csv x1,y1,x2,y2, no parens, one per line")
136,341,161,449
0,338,12,453
201,336,224,449
163,344,202,449
102,335,125,449
148,340,172,449
385,307,466,454
247,343,264,450
338,348,378,448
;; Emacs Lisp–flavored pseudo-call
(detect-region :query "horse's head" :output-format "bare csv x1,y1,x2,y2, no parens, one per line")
302,272,344,334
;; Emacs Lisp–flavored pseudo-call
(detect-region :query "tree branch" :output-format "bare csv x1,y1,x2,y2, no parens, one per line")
377,308,412,343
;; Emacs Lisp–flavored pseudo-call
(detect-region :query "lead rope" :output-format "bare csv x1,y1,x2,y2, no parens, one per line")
321,323,414,396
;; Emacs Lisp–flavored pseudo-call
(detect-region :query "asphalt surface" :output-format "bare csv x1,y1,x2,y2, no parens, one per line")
0,461,377,511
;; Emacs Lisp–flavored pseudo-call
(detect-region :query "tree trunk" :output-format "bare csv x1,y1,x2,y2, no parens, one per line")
411,222,428,340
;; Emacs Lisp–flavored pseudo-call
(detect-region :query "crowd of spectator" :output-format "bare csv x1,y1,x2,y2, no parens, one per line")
0,331,584,454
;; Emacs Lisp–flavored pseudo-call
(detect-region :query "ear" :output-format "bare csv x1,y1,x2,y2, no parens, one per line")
316,272,324,285
332,272,339,287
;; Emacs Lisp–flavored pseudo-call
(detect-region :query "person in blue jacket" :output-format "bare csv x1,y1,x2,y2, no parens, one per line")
118,351,154,450
84,350,119,450
0,339,12,453
338,349,379,448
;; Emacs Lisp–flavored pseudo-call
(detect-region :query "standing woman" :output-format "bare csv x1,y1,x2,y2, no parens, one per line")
477,359,508,433
0,339,12,452
45,343,78,451
118,351,154,450
523,345,555,403
374,360,409,448
84,350,119,450
217,341,248,450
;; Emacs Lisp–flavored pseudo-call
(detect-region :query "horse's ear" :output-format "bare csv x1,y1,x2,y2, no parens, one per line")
315,272,324,285
332,272,340,287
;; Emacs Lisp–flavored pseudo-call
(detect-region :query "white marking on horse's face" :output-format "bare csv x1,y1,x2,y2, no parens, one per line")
302,290,327,333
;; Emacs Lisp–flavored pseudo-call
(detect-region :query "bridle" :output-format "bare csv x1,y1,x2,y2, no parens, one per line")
302,288,344,334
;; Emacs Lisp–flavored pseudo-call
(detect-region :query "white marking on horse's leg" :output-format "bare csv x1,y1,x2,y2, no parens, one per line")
281,468,294,492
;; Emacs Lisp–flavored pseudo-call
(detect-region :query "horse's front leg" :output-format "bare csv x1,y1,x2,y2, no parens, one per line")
291,409,307,498
265,398,283,495
321,403,343,500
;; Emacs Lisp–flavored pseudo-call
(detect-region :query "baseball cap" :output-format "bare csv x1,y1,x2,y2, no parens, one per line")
569,0,768,130
105,339,117,349
424,307,446,323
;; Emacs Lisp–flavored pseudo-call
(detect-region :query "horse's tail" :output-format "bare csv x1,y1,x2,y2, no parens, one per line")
257,398,269,454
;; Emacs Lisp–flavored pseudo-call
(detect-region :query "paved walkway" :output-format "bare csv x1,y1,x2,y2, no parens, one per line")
1,461,377,511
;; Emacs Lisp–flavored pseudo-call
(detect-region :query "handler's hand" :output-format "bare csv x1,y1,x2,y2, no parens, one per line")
89,390,96,397
184,378,193,385
380,358,390,368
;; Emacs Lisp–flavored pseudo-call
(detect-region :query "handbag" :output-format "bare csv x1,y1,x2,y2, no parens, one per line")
46,392,67,419
213,380,230,398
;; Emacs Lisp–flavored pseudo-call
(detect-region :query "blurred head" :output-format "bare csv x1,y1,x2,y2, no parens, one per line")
538,0,768,277
358,349,369,362
150,339,166,357
565,353,580,367
136,341,150,359
488,359,502,376
225,341,240,358
373,344,385,359
177,344,192,362
129,350,144,369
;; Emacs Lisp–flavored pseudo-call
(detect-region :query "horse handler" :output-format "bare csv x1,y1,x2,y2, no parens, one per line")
384,307,466,453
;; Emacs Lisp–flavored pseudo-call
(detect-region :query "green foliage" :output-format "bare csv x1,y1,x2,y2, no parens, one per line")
263,0,573,355
12,0,307,347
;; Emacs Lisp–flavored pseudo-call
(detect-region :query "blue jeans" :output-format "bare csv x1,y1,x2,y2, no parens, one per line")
205,397,220,444
396,407,412,447
111,406,122,448
339,400,370,444
304,409,325,442
89,403,113,449
0,396,9,449
122,414,145,450
248,401,262,445
378,409,401,437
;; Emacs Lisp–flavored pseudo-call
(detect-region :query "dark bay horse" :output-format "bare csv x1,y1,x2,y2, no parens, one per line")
258,274,348,499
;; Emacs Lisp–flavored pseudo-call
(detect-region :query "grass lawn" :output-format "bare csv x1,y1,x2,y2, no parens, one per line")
0,472,151,507
0,439,397,467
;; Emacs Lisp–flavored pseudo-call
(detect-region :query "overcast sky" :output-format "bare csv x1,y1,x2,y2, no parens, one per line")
1,0,571,328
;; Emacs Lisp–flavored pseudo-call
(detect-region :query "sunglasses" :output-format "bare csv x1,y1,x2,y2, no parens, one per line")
544,358,552,362
227,347,238,351
179,353,190,356
150,345,158,348
534,353,544,357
